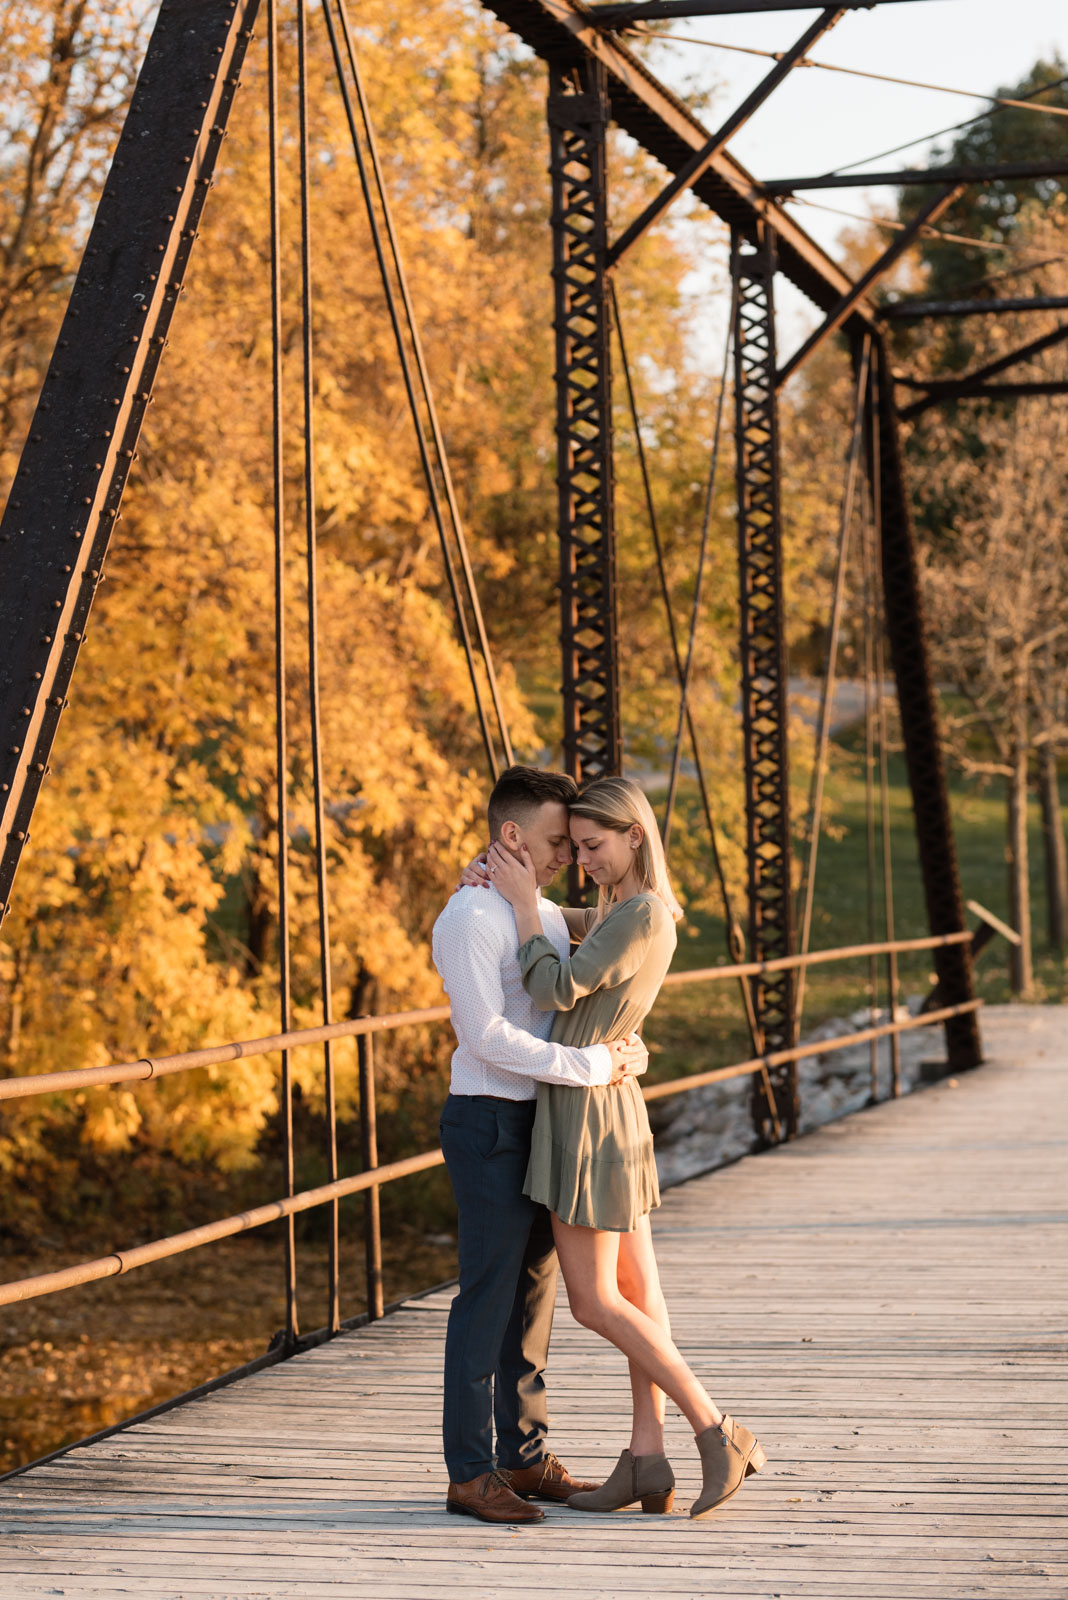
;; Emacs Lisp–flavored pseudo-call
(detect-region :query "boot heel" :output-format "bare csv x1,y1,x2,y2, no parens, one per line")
746,1444,767,1476
641,1489,674,1514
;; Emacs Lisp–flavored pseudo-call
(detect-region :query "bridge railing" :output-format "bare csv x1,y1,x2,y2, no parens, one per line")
0,930,978,1320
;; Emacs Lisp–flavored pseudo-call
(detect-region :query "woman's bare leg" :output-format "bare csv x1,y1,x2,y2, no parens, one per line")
616,1218,669,1455
553,1213,723,1437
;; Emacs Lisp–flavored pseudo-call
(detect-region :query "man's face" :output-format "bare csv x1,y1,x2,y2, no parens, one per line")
510,800,573,887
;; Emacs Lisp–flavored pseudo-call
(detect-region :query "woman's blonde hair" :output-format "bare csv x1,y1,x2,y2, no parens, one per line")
570,776,684,924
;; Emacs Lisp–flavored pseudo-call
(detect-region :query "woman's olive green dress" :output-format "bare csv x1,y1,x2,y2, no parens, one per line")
519,891,676,1233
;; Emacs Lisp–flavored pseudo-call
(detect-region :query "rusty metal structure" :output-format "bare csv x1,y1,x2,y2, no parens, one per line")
1,0,1064,1467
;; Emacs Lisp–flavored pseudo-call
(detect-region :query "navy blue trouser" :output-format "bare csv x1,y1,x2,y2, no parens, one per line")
439,1094,558,1482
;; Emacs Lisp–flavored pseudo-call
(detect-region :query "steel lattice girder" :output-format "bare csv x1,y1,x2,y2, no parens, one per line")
549,58,622,784
869,336,981,1071
0,0,262,920
731,230,799,1138
482,0,875,321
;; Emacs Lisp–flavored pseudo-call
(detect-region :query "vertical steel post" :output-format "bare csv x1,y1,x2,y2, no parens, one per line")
870,333,981,1070
731,227,798,1140
357,1030,384,1321
548,59,621,799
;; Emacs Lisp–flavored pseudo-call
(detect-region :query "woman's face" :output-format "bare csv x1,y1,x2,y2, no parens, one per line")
569,815,641,887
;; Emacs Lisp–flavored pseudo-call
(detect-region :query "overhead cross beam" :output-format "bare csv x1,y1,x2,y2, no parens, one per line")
590,0,933,23
606,6,845,268
898,322,1068,418
907,379,1068,405
0,0,262,922
883,294,1068,320
776,183,965,386
764,160,1068,194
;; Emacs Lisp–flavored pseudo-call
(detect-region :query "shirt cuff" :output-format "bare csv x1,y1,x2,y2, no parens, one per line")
584,1043,613,1086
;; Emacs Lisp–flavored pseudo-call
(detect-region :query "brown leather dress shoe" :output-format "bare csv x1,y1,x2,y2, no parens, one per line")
446,1470,546,1524
503,1451,602,1504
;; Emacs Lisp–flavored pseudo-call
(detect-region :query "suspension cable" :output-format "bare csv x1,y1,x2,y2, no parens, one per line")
785,195,1038,254
335,3,515,773
321,0,512,778
662,280,735,858
793,336,869,1030
862,450,880,1101
267,0,299,1348
610,281,759,1056
868,368,902,1096
297,0,340,1334
799,72,1068,179
644,33,1068,120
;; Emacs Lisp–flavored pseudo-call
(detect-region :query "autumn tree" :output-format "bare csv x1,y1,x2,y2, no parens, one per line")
908,201,1068,992
0,0,765,1232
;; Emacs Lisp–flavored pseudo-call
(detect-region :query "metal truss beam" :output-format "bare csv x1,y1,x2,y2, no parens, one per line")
0,0,261,922
884,294,1068,320
731,228,798,1140
606,6,844,268
590,0,931,22
869,335,981,1071
897,322,1068,418
482,0,876,321
764,159,1068,194
906,379,1068,407
777,183,963,386
549,58,621,788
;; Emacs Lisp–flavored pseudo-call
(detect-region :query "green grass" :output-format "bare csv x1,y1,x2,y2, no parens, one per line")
640,738,1067,1090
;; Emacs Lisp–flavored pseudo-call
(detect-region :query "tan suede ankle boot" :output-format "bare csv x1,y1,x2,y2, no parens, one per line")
567,1448,675,1514
689,1415,766,1518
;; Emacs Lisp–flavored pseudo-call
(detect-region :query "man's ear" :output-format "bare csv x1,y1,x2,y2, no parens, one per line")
498,820,522,852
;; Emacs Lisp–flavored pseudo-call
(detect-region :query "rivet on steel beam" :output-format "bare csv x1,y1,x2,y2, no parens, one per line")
34,763,44,773
9,747,21,756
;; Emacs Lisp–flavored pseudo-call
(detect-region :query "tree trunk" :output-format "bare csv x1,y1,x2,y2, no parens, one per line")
245,863,272,979
1007,742,1033,994
1037,742,1068,954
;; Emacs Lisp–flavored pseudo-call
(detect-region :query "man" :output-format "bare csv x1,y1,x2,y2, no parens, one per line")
432,765,648,1525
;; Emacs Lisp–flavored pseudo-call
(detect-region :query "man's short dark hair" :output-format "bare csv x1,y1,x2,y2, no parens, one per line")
487,765,578,839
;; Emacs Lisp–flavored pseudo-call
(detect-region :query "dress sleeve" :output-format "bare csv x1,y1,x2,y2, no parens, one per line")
560,906,598,941
518,897,657,1012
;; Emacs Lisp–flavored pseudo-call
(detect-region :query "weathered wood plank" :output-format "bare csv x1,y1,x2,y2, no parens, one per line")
0,1003,1064,1598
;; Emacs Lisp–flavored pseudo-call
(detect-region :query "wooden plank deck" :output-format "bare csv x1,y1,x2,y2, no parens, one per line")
1,1002,1065,1599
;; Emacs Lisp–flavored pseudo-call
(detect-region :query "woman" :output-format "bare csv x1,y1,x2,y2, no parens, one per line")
483,776,765,1519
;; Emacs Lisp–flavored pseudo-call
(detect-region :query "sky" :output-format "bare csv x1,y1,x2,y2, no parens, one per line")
626,0,1068,352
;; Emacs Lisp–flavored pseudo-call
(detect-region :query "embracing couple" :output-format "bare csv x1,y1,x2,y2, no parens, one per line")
431,764,765,1525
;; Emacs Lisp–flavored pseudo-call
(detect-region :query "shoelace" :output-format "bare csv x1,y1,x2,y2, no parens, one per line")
481,1469,515,1498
